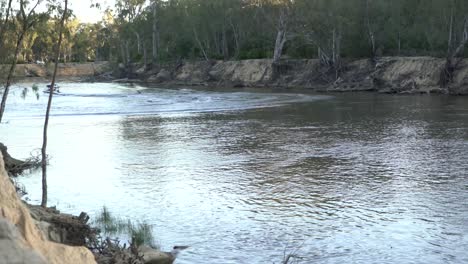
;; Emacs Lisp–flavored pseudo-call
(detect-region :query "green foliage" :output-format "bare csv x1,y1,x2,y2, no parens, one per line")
94,206,157,248
2,0,468,63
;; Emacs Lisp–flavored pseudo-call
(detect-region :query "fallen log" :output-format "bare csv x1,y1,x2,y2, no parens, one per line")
0,142,41,176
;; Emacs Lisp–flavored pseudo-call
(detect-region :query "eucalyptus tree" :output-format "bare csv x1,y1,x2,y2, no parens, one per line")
440,0,468,87
115,0,146,64
0,0,43,123
0,0,13,53
294,0,356,79
249,0,295,64
151,0,159,63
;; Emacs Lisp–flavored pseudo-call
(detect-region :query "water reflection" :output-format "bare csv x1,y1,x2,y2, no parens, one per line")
1,84,468,263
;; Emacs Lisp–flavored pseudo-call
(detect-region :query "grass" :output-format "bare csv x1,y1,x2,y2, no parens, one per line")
94,206,158,248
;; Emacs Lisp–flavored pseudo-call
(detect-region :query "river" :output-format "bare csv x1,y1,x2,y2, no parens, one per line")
1,82,468,263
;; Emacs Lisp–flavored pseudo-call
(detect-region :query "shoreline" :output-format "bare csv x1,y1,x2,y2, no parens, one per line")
2,57,468,95
0,144,176,264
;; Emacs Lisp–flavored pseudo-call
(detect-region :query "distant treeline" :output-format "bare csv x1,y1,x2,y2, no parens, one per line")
1,0,468,64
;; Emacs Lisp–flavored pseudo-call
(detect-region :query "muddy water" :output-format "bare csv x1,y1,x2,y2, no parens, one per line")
1,83,468,263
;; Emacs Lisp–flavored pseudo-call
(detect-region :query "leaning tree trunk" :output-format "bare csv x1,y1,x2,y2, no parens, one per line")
272,6,289,65
273,29,287,64
272,6,290,81
0,31,26,123
192,27,209,61
41,0,68,208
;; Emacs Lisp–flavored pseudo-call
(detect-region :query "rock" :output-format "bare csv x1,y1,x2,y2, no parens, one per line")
209,59,273,85
28,205,96,246
138,245,174,264
136,66,146,75
0,152,97,264
148,69,172,83
0,219,47,264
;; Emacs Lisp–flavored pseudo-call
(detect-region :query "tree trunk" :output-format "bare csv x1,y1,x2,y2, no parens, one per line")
365,0,376,60
125,41,130,64
120,42,126,64
41,0,68,208
397,31,401,56
143,41,147,67
193,27,209,61
440,17,468,88
152,2,159,64
222,21,229,60
229,18,240,58
273,29,287,63
333,29,342,80
0,31,26,123
447,6,454,55
134,31,141,54
273,7,289,64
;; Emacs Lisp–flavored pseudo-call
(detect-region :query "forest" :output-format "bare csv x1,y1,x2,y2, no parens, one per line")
1,0,468,66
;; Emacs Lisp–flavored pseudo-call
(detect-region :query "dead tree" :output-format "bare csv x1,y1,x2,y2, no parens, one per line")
440,16,468,88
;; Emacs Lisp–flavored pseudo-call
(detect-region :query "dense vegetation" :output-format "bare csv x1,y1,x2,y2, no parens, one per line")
0,0,468,65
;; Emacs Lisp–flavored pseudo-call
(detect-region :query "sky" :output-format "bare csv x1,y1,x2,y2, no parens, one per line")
69,0,116,23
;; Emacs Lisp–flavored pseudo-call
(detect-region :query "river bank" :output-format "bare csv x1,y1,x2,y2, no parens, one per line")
120,57,468,95
0,146,179,264
0,62,111,83
4,57,468,95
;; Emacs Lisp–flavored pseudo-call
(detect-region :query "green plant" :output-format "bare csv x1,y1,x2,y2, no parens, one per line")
94,206,158,248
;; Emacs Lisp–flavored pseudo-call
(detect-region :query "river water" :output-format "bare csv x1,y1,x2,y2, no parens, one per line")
1,83,468,263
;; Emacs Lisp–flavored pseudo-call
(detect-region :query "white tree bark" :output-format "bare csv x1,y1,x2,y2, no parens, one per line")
273,6,289,64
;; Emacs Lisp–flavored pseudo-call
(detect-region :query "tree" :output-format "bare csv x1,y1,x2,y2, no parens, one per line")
152,0,159,64
272,1,293,64
41,0,68,208
0,0,13,51
0,0,42,123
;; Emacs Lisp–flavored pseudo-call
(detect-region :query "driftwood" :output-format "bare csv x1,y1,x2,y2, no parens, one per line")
0,143,41,176
90,237,145,264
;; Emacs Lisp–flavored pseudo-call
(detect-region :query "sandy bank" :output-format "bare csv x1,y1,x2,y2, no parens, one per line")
0,152,97,264
126,57,468,95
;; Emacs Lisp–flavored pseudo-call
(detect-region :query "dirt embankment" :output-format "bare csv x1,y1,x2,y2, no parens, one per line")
0,62,111,81
0,152,97,264
128,57,468,95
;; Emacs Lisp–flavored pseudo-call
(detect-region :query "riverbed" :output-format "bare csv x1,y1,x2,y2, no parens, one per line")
1,83,468,263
